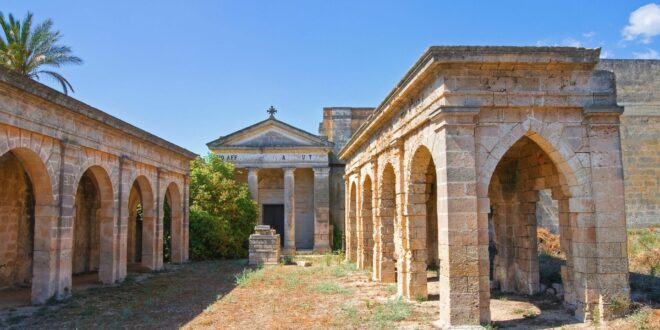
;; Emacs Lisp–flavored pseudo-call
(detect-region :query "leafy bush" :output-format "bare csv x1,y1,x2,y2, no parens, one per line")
189,153,258,260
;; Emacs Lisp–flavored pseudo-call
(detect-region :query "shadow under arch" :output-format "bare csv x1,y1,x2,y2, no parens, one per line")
402,144,437,300
346,181,358,263
0,147,56,304
127,175,158,271
71,165,117,286
163,181,184,264
358,174,374,270
486,132,583,320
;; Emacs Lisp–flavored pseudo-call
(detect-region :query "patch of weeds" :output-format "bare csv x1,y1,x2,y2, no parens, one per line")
119,306,133,321
522,310,538,319
592,305,600,326
323,254,334,267
339,305,360,327
284,274,301,289
280,256,294,265
330,266,348,278
414,294,428,302
310,281,351,294
627,308,650,330
484,324,499,330
234,266,264,287
607,296,630,316
371,297,413,327
5,315,28,325
142,315,155,326
383,284,397,294
200,319,213,326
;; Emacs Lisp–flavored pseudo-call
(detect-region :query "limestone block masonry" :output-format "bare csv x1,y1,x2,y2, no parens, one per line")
248,225,281,265
339,46,631,328
0,67,195,304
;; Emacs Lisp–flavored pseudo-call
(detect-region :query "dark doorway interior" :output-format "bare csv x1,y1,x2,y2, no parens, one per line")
263,204,285,246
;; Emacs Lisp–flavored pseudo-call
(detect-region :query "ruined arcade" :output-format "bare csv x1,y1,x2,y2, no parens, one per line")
340,47,631,327
0,68,195,305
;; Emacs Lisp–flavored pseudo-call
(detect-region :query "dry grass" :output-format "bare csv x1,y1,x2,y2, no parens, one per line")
1,250,658,329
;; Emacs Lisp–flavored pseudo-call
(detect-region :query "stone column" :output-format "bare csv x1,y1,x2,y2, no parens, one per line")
584,106,630,321
247,168,259,200
282,167,296,256
247,168,261,224
313,167,331,253
431,107,489,328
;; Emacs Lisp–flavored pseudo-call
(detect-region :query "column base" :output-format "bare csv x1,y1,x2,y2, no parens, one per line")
281,247,296,256
313,245,331,254
431,320,484,330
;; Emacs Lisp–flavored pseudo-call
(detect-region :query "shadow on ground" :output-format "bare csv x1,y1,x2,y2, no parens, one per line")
0,260,249,329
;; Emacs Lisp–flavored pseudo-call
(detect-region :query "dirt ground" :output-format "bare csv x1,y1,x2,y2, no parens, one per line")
1,255,658,329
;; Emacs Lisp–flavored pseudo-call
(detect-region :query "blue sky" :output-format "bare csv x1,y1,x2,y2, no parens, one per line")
3,1,659,154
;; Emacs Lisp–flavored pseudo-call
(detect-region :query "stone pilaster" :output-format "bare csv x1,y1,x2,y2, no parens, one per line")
585,106,630,321
370,158,381,281
282,167,296,256
313,167,331,253
432,107,489,328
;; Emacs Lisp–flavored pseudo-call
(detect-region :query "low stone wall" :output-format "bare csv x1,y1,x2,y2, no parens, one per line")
248,225,281,265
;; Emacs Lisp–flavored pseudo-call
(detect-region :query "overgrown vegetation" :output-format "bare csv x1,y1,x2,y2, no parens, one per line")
189,153,258,260
371,297,413,328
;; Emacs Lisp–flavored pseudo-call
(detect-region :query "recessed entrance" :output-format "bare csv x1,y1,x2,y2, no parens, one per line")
263,204,285,246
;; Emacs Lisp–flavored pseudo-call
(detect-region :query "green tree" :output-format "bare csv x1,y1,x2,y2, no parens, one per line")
189,153,258,259
0,11,82,94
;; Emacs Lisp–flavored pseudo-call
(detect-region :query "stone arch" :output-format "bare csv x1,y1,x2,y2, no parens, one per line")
0,147,57,304
72,165,116,285
478,122,586,199
486,132,586,319
127,175,157,270
163,181,184,264
375,162,397,283
402,145,438,300
358,175,374,270
346,181,358,263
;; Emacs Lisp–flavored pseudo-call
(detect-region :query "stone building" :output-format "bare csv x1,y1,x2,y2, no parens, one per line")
0,67,195,305
339,46,631,327
596,59,659,228
207,109,335,254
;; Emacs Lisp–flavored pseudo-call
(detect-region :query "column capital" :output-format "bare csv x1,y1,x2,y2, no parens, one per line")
312,167,331,175
430,106,479,128
283,167,296,175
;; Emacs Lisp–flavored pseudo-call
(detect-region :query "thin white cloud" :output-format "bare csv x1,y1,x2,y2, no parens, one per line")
633,48,659,59
600,49,615,58
562,37,582,47
583,31,597,39
622,3,660,43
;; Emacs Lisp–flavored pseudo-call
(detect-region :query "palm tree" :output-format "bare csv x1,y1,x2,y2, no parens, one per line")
0,12,82,95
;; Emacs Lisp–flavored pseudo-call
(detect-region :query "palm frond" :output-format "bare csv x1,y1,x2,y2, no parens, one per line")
0,11,81,93
33,70,75,95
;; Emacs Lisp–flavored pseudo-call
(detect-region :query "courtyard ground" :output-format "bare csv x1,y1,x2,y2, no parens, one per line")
0,252,658,329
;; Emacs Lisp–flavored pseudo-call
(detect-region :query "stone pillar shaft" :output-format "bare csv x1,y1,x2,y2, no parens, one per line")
433,108,489,328
313,167,331,253
283,167,296,255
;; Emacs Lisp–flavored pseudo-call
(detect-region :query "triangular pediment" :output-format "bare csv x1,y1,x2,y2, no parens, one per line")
207,118,331,149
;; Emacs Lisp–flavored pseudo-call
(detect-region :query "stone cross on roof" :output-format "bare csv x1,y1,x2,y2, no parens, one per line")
267,105,277,118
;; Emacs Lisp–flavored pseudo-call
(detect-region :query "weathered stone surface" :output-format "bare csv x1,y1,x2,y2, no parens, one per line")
339,47,631,327
248,226,281,265
0,66,194,304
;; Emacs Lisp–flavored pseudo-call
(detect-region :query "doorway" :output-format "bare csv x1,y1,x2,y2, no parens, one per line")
263,204,285,246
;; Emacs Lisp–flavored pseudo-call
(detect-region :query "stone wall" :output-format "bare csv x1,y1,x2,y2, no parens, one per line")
318,107,374,246
597,59,659,228
0,66,194,304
